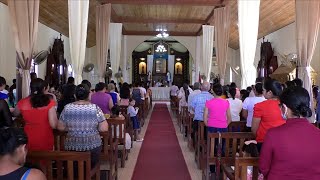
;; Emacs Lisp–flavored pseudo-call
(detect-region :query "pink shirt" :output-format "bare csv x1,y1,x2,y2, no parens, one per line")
205,98,229,128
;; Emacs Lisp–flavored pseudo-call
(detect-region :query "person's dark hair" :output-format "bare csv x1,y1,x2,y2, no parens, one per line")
255,77,263,83
223,85,229,98
292,78,303,87
264,79,282,97
30,72,37,80
0,128,28,155
230,82,237,88
313,86,319,99
254,83,263,95
246,86,252,92
0,76,6,87
95,82,106,92
242,143,259,157
12,79,16,84
240,89,249,101
67,77,75,84
229,87,237,100
129,98,135,103
193,82,201,90
111,105,120,116
81,79,91,90
30,78,50,108
285,81,296,89
280,86,312,118
212,83,223,96
75,84,90,100
120,83,130,99
183,83,190,102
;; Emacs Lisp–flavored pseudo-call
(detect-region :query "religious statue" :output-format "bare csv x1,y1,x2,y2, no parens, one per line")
166,71,171,85
147,71,152,87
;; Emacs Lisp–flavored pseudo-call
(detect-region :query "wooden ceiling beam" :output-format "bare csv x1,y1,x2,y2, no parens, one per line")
123,31,198,36
114,16,206,24
101,0,223,6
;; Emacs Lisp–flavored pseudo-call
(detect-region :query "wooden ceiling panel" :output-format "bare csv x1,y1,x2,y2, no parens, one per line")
112,4,214,21
124,23,201,33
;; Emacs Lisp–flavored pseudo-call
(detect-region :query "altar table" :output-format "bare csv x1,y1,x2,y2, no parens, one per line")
150,87,171,101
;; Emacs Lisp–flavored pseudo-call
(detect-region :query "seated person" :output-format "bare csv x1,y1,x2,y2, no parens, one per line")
110,105,132,150
0,128,46,179
59,84,108,167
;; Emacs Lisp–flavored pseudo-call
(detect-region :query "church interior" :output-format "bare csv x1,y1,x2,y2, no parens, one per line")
1,0,320,180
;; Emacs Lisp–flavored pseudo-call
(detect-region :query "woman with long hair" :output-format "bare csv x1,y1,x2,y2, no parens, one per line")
259,87,320,179
251,79,285,151
59,84,108,167
177,83,192,112
13,78,60,151
227,87,243,122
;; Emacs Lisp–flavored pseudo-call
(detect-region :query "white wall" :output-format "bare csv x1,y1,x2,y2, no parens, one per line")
0,3,72,85
254,22,320,85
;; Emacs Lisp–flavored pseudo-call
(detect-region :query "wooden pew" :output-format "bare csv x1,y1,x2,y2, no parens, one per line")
196,121,206,170
228,122,247,132
27,151,100,180
53,130,118,180
180,106,189,133
203,132,255,180
222,157,260,180
187,113,195,151
107,118,128,168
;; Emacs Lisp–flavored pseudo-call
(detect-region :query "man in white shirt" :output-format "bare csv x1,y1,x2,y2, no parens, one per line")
170,81,179,99
242,83,266,131
188,82,201,114
138,83,147,100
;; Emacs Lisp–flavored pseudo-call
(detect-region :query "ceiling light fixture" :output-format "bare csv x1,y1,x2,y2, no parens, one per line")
155,44,167,53
156,32,169,38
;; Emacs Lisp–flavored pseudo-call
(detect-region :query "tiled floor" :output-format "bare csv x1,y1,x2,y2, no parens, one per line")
116,102,202,180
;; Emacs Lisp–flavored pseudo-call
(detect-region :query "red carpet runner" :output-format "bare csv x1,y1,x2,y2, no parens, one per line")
132,103,192,180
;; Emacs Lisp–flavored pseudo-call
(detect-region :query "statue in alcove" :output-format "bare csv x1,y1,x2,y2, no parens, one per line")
166,71,171,85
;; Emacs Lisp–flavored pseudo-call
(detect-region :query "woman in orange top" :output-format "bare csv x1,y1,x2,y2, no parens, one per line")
252,79,285,152
13,78,61,151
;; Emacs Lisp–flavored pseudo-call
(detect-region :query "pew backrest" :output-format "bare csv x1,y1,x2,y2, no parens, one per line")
27,151,92,180
228,121,247,132
234,157,260,180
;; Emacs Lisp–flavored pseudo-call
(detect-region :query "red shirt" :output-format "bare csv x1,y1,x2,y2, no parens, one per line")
259,119,320,180
17,97,55,151
253,99,285,142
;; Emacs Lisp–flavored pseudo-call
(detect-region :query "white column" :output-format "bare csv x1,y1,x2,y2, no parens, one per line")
109,23,122,83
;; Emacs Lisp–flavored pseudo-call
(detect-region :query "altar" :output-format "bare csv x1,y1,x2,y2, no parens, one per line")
150,87,171,101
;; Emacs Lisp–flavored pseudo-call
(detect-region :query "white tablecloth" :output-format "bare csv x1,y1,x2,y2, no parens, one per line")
150,87,171,101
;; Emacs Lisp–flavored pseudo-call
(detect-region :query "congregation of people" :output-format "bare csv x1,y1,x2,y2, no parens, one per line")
170,77,320,179
0,74,151,179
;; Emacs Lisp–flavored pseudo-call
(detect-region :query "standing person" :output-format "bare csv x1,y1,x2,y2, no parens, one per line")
91,82,114,115
259,87,320,180
59,84,108,167
188,82,201,114
127,98,143,142
131,83,143,105
0,99,12,128
190,82,213,146
227,87,243,122
170,81,179,100
62,77,76,95
0,76,8,101
57,83,76,114
204,83,231,133
230,82,241,99
252,79,285,151
0,128,46,180
242,83,266,131
178,83,193,112
81,79,92,90
13,78,60,151
138,83,147,101
119,82,131,106
108,83,120,106
30,72,37,81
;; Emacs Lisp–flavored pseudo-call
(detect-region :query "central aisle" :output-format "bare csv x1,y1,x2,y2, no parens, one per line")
131,103,192,180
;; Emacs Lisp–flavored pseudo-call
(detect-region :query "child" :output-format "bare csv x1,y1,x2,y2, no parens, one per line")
111,105,132,150
127,98,143,142
241,140,264,180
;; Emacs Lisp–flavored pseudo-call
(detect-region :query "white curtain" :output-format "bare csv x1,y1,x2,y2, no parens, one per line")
122,35,129,83
238,0,260,89
147,55,153,73
195,36,201,82
68,0,89,85
168,55,175,85
109,23,123,83
296,0,320,122
201,25,214,82
214,6,231,85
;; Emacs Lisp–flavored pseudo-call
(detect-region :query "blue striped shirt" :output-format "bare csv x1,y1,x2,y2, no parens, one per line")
191,91,213,121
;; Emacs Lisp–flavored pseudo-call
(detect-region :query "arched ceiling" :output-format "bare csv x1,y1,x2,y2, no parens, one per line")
134,37,188,53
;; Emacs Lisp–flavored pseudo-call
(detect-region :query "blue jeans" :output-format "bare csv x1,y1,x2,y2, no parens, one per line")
207,127,228,133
